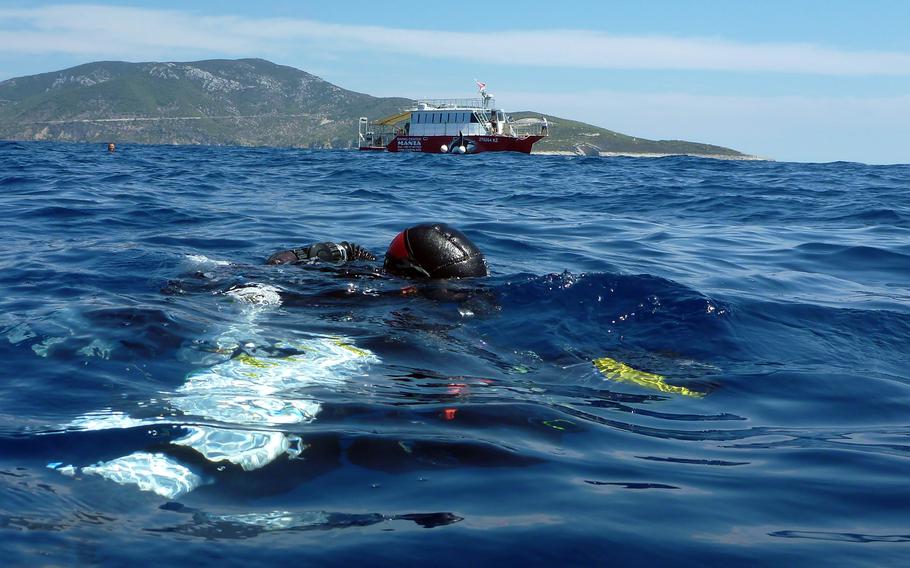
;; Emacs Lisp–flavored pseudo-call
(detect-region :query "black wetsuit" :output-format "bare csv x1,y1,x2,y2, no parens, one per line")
267,223,488,280
266,242,375,266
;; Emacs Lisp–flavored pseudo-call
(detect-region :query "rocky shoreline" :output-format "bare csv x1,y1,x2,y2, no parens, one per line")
534,150,769,161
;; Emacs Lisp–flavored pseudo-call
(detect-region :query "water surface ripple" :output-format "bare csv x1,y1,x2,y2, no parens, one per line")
1,142,909,565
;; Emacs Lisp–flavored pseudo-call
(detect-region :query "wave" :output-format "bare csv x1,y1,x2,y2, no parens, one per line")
791,242,910,276
2,142,909,564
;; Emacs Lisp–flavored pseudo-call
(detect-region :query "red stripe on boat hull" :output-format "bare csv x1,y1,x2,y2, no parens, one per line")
359,135,544,154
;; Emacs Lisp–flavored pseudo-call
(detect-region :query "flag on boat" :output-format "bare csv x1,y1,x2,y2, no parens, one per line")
476,80,486,92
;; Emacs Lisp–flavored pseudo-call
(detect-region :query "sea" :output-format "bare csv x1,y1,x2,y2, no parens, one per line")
1,141,908,566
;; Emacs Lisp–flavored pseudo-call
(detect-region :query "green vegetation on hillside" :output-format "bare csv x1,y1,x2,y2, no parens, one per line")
0,58,747,156
512,112,745,156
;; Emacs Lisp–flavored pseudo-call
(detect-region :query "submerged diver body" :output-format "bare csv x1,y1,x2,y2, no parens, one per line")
49,222,708,504
266,222,488,280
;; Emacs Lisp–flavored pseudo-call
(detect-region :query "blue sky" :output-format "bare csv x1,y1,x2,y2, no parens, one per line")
1,0,909,163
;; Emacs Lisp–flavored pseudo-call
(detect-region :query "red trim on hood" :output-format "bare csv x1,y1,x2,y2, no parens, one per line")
387,230,409,261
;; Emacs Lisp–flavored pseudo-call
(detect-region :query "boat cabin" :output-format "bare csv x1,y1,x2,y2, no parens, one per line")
409,102,506,136
357,90,548,153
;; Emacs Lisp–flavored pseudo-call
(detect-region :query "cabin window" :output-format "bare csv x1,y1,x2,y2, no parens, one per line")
470,113,478,123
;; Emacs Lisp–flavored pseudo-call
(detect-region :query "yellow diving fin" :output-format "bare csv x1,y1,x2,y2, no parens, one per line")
592,356,703,398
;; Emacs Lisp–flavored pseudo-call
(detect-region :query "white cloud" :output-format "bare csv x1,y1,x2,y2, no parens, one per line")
2,4,910,75
0,6,264,57
3,4,907,163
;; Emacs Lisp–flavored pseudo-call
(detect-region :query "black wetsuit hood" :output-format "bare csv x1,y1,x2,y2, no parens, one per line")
383,223,487,279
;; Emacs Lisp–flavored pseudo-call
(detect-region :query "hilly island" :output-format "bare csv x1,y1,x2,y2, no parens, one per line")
0,58,749,158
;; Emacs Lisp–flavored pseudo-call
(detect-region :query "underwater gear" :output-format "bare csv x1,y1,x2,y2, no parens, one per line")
383,223,487,279
266,241,375,265
593,356,704,398
266,223,486,280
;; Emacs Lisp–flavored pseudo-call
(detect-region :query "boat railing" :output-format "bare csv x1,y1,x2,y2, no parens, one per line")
417,97,494,110
507,116,550,138
358,117,406,149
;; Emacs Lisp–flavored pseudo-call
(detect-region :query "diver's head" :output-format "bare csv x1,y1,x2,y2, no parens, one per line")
383,223,488,279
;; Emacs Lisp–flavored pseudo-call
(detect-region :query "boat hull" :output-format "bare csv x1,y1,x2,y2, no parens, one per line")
363,135,544,154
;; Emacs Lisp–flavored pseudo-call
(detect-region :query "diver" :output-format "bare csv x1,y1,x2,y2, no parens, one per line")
266,222,488,279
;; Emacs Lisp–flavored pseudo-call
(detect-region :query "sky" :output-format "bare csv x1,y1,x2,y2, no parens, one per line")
1,0,909,163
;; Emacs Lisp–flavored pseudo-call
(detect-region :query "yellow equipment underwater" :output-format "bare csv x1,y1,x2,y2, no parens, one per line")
592,356,704,398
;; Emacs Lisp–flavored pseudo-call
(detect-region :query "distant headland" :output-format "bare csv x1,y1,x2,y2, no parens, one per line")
0,58,757,158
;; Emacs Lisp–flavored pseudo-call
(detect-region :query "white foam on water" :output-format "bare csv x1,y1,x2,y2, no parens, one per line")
226,283,283,307
80,452,203,499
184,254,231,268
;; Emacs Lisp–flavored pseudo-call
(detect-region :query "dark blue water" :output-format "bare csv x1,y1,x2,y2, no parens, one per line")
2,141,909,566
